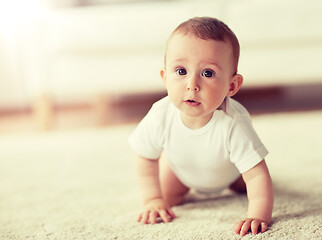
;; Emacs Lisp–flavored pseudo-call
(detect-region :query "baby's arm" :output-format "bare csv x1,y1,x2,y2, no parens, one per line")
234,160,273,236
135,154,176,224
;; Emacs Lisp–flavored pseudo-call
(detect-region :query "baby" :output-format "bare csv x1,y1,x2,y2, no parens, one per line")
128,17,273,237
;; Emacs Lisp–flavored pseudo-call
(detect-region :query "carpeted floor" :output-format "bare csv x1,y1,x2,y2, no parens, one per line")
0,111,321,240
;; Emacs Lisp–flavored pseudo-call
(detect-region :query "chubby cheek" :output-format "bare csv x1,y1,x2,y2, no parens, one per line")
210,94,226,107
166,85,184,107
167,87,181,103
165,79,183,95
203,85,229,106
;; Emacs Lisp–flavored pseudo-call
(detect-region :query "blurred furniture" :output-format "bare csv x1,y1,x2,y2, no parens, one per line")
2,0,322,130
45,0,322,95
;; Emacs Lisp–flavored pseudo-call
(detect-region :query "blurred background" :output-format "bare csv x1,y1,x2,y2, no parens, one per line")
1,0,322,133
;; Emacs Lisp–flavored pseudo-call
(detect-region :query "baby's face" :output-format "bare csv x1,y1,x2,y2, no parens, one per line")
161,33,236,128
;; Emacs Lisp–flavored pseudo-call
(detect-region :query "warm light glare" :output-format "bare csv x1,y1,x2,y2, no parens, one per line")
0,0,48,44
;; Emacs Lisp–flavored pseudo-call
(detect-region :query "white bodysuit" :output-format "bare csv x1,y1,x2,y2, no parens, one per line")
128,96,268,193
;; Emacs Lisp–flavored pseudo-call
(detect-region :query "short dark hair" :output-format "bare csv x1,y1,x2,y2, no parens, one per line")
168,17,240,75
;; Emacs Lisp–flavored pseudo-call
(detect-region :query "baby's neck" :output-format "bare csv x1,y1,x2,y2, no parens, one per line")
180,112,214,129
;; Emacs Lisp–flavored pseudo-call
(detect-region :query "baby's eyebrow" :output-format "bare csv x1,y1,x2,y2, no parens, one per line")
203,61,222,71
171,58,187,64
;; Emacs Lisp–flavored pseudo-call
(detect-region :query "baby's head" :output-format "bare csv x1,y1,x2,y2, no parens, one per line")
161,17,243,127
165,17,240,76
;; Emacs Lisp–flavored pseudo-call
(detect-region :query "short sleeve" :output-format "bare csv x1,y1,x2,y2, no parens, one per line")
128,104,164,160
228,116,268,173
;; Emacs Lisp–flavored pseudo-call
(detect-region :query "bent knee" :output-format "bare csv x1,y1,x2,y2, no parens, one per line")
163,192,186,207
229,175,247,193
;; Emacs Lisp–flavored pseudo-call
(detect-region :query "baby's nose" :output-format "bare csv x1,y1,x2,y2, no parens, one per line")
186,77,200,91
186,85,200,91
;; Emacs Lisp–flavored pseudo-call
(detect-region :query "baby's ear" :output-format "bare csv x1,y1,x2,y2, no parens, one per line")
160,68,167,84
227,74,243,97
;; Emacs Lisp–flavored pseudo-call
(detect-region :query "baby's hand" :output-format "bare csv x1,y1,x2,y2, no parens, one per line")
234,218,268,236
137,198,176,224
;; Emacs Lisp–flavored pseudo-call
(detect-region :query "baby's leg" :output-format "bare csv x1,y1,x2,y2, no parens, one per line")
229,175,247,193
159,154,189,207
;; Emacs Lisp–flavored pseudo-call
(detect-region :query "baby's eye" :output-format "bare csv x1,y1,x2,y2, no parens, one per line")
176,68,187,76
202,69,215,78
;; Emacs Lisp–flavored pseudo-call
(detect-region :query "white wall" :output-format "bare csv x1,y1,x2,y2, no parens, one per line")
1,0,322,108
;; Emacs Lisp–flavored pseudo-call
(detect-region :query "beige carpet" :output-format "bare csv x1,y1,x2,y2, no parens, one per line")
0,111,321,240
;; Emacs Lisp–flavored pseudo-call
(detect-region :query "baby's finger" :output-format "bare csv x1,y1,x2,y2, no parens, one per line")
240,220,251,236
140,211,150,224
167,208,176,219
234,220,245,234
159,209,171,223
251,220,261,235
260,222,268,233
149,210,158,224
137,213,142,222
